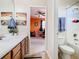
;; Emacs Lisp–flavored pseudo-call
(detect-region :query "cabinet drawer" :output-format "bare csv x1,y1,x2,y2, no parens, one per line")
13,44,20,57
2,52,11,59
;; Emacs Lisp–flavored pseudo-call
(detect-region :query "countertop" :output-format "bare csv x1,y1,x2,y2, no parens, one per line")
0,33,27,58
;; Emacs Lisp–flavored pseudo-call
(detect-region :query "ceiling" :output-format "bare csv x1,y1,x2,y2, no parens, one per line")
58,0,79,8
31,7,46,18
0,0,79,8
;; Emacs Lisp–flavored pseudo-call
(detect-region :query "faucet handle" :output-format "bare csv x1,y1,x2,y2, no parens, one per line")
75,43,78,45
73,34,77,37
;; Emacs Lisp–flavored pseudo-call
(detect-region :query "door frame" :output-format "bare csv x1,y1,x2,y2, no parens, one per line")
30,6,47,52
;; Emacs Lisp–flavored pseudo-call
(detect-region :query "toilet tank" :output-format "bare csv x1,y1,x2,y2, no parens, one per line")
57,32,66,45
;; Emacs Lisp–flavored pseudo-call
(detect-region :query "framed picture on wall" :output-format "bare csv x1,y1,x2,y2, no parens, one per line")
1,20,8,25
16,20,26,25
1,12,12,25
16,12,27,26
34,22,38,27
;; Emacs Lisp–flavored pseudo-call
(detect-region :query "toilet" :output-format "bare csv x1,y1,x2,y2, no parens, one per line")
59,45,75,59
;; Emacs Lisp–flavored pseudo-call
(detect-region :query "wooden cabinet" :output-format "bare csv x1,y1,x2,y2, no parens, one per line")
26,38,29,54
21,39,25,59
12,44,20,57
2,52,11,59
13,51,21,59
12,44,21,59
2,36,29,59
21,38,29,59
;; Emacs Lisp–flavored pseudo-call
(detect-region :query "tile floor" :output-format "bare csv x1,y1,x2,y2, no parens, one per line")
25,51,48,59
30,37,45,55
24,37,45,59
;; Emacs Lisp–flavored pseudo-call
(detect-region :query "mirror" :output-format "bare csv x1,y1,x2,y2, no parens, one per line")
0,0,27,35
0,0,13,34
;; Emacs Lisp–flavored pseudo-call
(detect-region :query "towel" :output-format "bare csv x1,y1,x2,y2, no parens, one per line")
8,17,16,29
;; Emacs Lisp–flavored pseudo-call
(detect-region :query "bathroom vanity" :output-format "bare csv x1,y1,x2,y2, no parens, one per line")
0,34,29,59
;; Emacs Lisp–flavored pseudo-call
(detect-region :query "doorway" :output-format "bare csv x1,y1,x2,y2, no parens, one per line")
30,7,46,55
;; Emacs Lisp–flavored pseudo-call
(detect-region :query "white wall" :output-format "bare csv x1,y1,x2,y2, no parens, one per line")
0,0,12,12
46,0,58,59
58,7,67,17
57,7,67,45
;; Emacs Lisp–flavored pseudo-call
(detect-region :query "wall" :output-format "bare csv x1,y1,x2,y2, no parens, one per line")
0,0,13,12
15,0,47,7
46,0,58,59
57,7,67,45
58,7,67,17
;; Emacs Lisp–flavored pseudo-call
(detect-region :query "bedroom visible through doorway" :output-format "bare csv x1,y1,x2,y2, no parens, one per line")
30,7,46,54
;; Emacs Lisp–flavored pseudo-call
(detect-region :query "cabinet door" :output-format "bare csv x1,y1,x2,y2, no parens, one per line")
23,38,29,54
26,38,29,54
13,51,21,59
2,52,11,59
21,38,29,59
13,44,20,57
21,39,25,59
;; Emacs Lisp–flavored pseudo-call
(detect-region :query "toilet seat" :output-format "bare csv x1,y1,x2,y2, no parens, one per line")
59,45,75,59
59,45,75,54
